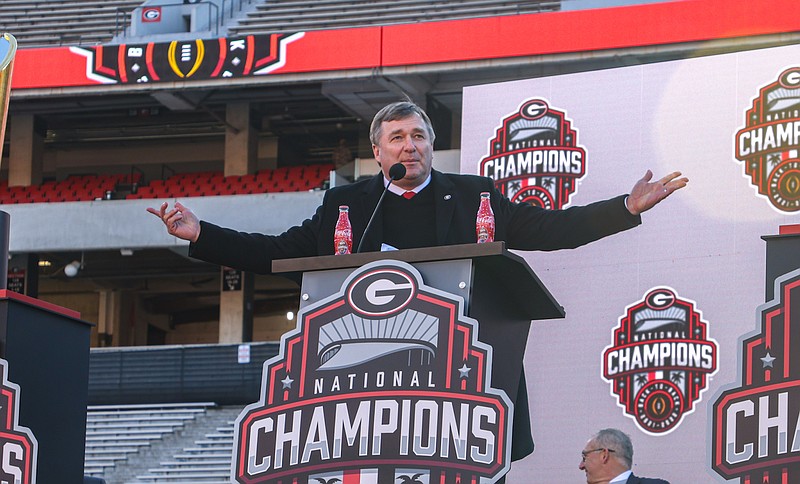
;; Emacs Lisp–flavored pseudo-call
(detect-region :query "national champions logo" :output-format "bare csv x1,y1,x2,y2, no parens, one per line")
232,260,512,484
711,268,800,482
479,98,586,209
603,287,718,435
0,358,38,484
735,67,800,212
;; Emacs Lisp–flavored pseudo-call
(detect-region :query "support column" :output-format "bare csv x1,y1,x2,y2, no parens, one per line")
8,113,43,186
224,102,257,176
98,290,121,347
218,267,254,344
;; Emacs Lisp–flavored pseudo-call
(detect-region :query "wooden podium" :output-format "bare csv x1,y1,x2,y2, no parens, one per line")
255,242,564,482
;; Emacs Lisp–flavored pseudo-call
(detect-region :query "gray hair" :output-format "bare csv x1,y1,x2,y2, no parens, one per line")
369,101,436,146
591,428,633,468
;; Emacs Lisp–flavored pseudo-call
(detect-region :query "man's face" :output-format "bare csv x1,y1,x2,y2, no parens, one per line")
372,113,434,191
579,440,610,484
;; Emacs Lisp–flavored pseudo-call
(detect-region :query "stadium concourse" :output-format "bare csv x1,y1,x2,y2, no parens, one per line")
1,0,799,482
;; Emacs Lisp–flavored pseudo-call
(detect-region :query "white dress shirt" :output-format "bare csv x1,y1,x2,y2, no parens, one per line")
610,470,632,483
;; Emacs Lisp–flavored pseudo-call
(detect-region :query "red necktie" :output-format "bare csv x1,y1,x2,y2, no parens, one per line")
403,191,416,199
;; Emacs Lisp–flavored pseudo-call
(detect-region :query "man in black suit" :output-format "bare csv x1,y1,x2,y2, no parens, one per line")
580,428,670,484
149,101,686,272
149,101,686,463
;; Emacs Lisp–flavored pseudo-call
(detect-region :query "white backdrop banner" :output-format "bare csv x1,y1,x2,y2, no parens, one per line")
461,43,800,483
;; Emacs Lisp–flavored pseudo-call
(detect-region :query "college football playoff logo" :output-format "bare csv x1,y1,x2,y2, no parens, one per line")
711,268,800,482
735,67,800,212
232,260,512,483
479,98,586,209
0,358,38,484
603,287,718,435
70,33,303,84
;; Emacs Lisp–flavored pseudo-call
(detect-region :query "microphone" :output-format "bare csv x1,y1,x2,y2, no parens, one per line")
356,163,406,253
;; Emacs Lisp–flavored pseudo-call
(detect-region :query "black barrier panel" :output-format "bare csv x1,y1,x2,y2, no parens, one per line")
88,342,280,405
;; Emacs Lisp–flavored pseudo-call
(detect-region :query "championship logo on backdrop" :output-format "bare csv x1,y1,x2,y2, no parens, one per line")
232,260,512,484
602,287,718,435
735,67,800,212
711,269,800,482
70,33,303,84
479,98,586,209
0,358,38,484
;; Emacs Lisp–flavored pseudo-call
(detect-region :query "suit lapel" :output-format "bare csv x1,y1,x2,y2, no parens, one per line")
432,170,457,245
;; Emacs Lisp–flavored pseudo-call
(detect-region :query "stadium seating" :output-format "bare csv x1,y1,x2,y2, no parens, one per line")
83,402,217,480
0,173,140,204
0,0,143,47
131,407,240,483
228,0,559,36
0,0,559,48
124,164,333,200
0,164,331,204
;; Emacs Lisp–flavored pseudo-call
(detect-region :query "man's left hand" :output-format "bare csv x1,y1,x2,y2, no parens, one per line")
626,170,688,216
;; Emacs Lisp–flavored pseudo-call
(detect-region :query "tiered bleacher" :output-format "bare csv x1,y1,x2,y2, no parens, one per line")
84,403,243,483
84,402,218,481
126,164,333,200
228,0,560,36
131,407,240,483
0,0,143,47
1,0,560,48
0,173,140,204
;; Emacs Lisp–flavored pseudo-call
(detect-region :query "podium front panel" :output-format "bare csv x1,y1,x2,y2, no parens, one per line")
234,258,518,483
298,258,475,311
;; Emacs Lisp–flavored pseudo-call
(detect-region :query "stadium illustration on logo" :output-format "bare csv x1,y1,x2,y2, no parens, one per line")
70,33,303,84
479,98,586,209
603,287,718,435
0,358,38,484
711,268,800,482
232,260,512,484
735,66,800,212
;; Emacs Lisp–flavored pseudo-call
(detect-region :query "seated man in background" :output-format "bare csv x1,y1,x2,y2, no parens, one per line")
579,428,670,484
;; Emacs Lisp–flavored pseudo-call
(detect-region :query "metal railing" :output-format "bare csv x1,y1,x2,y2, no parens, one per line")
88,342,280,405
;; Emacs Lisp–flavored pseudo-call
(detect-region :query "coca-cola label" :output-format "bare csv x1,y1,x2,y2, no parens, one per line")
334,207,352,255
476,217,494,243
335,237,350,255
476,194,495,243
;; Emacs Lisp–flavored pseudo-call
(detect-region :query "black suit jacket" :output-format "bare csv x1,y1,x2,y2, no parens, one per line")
191,169,640,272
627,474,670,484
190,169,641,461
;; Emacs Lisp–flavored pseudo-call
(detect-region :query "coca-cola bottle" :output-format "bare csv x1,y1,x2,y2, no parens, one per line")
334,205,352,255
476,192,495,243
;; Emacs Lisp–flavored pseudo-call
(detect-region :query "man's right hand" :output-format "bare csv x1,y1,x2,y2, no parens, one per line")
146,201,201,243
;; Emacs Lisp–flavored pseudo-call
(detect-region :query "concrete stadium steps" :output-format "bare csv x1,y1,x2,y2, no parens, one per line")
228,0,559,35
0,0,142,47
127,406,242,484
83,402,217,480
